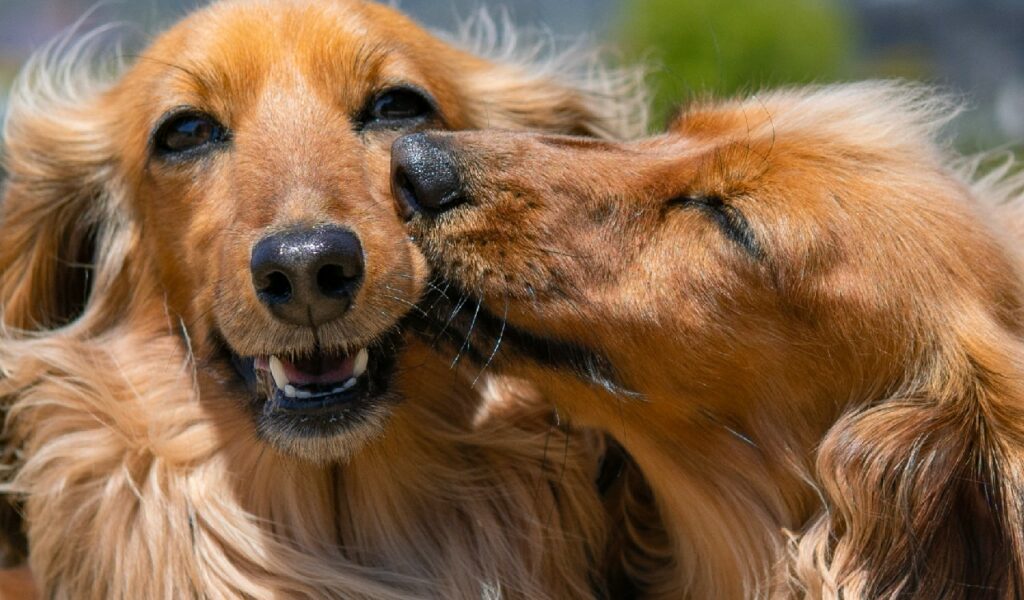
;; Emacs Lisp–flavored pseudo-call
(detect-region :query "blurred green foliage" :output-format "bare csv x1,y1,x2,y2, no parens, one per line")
620,0,856,127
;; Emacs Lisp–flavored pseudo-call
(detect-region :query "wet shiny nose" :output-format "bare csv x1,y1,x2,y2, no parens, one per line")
250,226,363,326
391,133,465,219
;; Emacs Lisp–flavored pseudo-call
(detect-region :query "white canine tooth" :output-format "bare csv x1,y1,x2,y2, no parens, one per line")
269,356,290,389
295,390,313,399
353,349,369,378
284,385,298,398
341,377,357,391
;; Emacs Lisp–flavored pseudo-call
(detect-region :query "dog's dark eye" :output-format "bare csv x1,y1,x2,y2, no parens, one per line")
153,110,229,157
359,87,435,130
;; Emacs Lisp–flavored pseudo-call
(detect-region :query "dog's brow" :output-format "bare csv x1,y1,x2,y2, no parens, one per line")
128,55,216,94
352,42,389,77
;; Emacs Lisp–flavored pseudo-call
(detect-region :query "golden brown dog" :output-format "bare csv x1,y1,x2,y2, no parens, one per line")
398,82,1024,598
0,0,647,596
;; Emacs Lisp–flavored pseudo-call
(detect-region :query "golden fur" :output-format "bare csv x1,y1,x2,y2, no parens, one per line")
406,82,1024,598
0,0,647,596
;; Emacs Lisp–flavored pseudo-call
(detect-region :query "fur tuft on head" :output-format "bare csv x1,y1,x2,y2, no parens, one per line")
444,7,649,139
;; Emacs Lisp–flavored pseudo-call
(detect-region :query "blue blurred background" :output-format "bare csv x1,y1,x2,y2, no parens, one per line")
0,0,1021,151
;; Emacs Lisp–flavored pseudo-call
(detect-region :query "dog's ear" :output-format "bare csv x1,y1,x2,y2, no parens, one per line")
0,54,133,332
458,51,647,140
799,324,1024,597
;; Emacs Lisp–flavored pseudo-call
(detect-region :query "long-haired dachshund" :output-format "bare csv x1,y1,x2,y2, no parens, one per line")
0,0,647,596
398,82,1024,598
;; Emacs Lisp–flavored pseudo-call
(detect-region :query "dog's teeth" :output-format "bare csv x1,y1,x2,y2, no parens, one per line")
353,349,369,378
341,377,358,391
269,356,290,389
284,385,298,398
295,389,313,399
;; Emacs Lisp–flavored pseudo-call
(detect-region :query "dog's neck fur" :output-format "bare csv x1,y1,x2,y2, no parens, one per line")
636,408,820,599
536,368,828,599
0,306,608,599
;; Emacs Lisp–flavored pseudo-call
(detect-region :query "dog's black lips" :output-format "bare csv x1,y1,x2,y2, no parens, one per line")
409,280,635,396
218,326,405,439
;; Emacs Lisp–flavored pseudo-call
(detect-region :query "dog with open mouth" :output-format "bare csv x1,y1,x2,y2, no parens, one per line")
398,83,1024,598
0,0,647,596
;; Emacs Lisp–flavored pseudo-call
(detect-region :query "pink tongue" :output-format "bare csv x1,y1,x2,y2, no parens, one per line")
255,354,356,386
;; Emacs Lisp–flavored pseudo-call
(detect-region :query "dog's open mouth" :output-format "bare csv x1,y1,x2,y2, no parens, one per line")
253,349,370,411
224,329,403,441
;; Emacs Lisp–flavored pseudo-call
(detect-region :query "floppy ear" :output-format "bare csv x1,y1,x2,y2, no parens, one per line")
0,51,133,332
0,45,133,570
799,325,1024,598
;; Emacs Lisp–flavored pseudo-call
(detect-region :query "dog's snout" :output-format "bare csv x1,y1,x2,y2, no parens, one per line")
391,133,465,219
250,226,364,326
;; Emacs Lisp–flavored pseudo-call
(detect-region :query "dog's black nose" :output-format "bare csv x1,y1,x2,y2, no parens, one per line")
391,133,465,219
250,226,363,326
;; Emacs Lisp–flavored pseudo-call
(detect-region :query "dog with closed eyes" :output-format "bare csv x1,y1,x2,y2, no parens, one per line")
0,0,648,596
398,82,1024,598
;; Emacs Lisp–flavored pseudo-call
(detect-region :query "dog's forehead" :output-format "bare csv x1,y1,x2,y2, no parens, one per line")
127,0,447,116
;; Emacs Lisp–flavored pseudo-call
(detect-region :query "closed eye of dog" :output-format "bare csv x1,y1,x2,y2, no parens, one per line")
151,107,231,160
667,194,764,260
355,86,437,131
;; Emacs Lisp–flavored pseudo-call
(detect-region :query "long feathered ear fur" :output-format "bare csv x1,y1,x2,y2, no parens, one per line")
0,31,137,566
0,32,135,333
798,315,1024,598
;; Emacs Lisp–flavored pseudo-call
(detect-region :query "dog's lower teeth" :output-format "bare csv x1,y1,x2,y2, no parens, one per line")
284,384,298,398
295,390,313,399
342,377,357,391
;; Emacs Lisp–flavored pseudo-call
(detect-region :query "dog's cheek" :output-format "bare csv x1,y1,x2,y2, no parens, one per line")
361,136,398,194
356,137,431,302
134,184,210,320
173,186,264,353
334,183,428,331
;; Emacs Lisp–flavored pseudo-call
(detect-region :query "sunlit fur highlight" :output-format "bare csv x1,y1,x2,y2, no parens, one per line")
0,0,647,596
410,82,1024,598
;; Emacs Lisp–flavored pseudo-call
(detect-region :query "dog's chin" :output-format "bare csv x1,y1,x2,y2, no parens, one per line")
221,327,404,463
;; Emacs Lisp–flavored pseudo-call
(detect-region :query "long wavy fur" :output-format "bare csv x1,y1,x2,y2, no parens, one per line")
404,81,1024,598
0,2,649,597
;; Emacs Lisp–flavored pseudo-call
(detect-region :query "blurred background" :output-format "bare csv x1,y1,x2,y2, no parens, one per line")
0,0,1021,152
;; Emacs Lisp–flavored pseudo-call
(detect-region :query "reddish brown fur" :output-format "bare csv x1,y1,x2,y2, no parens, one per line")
409,83,1024,598
0,0,646,596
